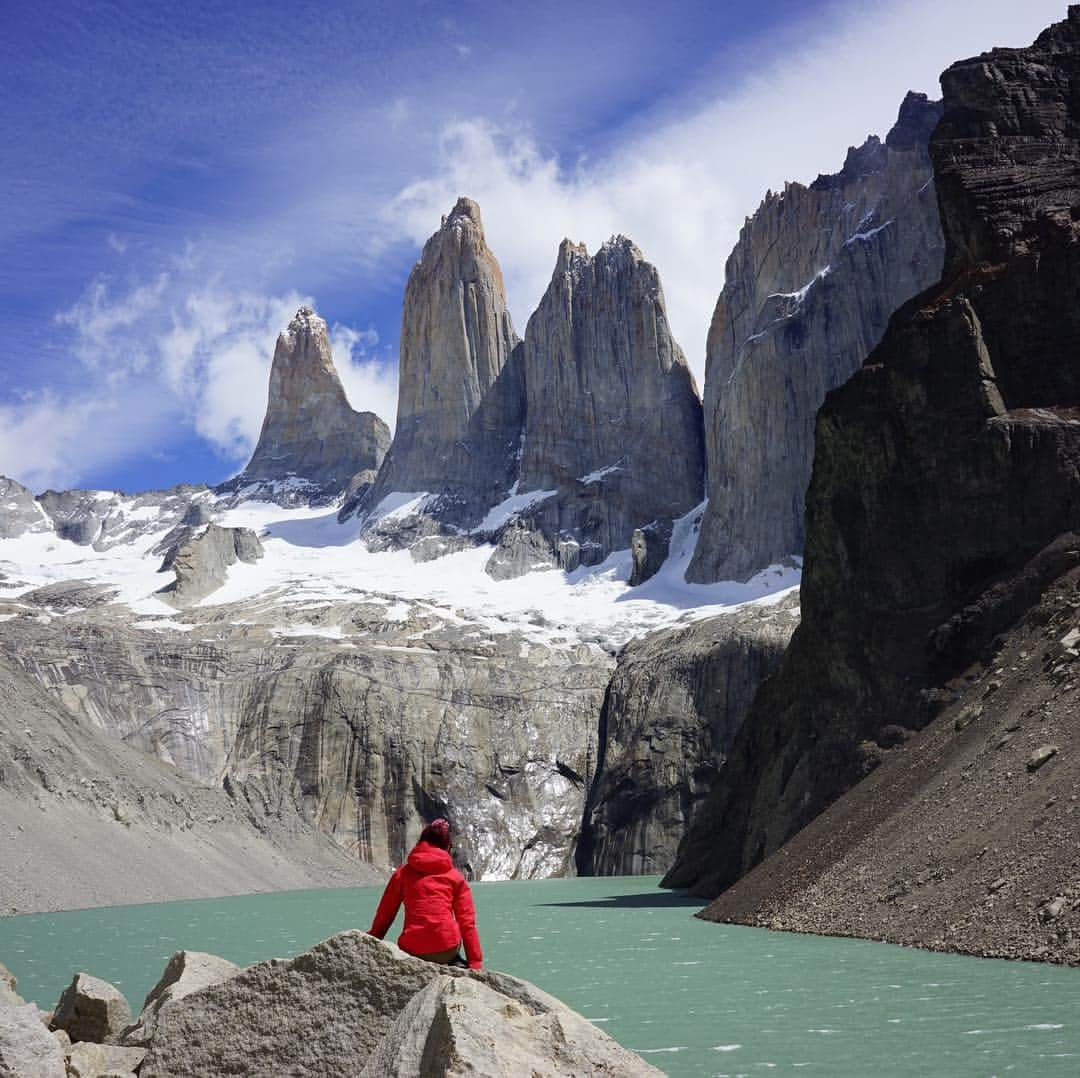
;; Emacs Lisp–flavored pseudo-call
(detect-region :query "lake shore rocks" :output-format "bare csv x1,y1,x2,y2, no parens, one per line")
136,930,660,1077
50,973,132,1045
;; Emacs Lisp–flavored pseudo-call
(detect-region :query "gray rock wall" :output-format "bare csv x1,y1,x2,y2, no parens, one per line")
687,92,944,583
507,237,705,572
0,593,612,880
576,597,798,876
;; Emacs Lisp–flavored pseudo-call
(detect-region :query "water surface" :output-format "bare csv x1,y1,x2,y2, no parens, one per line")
1,876,1077,1076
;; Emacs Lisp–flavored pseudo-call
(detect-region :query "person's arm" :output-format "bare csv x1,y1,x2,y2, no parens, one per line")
453,877,483,969
368,869,403,939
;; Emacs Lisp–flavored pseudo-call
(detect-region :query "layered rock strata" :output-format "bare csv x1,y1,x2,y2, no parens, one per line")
687,91,944,583
507,237,705,573
0,645,375,915
228,306,390,503
576,595,798,876
666,8,1080,897
361,198,523,523
0,587,612,880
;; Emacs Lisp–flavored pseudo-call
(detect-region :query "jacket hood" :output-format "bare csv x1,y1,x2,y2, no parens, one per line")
406,842,454,875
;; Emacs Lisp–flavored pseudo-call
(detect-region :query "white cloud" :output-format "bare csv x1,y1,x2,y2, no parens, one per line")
329,324,399,432
382,0,1067,382
0,387,178,492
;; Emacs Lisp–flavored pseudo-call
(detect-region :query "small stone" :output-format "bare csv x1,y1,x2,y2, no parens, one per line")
954,703,983,731
989,877,1007,893
1027,745,1059,772
1039,897,1067,923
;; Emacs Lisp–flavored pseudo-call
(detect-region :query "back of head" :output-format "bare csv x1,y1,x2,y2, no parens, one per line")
419,817,452,850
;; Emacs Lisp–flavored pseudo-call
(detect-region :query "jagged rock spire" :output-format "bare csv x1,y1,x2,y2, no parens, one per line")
239,306,390,497
364,197,523,517
513,234,705,566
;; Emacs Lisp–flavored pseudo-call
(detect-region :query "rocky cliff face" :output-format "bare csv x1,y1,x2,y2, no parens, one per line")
666,8,1080,897
228,306,390,504
687,92,944,583
0,642,375,915
576,595,798,876
361,198,523,524
0,584,612,880
506,238,705,573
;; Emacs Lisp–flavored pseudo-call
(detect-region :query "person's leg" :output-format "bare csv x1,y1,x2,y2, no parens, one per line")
415,946,460,964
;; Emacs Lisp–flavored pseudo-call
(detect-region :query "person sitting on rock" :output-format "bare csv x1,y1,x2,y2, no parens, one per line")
367,818,483,970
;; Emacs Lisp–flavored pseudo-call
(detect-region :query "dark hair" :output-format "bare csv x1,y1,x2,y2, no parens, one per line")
419,818,451,850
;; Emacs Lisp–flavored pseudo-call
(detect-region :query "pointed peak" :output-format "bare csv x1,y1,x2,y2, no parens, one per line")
287,305,325,332
442,196,484,233
597,234,644,264
556,238,589,272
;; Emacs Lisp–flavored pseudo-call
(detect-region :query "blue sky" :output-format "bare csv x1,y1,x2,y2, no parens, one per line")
0,0,1067,493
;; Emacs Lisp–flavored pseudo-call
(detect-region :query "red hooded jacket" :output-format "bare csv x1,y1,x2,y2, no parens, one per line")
367,842,483,969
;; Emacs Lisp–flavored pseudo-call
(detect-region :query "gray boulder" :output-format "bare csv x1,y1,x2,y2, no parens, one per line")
361,968,661,1077
0,999,65,1078
66,1042,145,1078
50,973,132,1045
158,523,263,606
122,950,240,1047
227,306,390,503
139,931,658,1078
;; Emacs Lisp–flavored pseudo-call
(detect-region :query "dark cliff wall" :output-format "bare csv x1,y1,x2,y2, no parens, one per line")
666,8,1080,896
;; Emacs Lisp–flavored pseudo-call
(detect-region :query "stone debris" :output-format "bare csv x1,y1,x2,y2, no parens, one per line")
66,1041,145,1078
1027,745,1059,772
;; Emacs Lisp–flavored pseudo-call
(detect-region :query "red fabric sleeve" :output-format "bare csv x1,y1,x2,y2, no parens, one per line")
453,877,483,969
368,868,403,939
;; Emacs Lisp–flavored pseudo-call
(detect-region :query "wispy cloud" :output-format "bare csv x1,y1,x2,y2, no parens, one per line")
382,0,1068,379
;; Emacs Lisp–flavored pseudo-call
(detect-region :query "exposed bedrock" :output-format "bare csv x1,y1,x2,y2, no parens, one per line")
687,91,944,584
0,597,612,880
665,8,1080,897
158,523,264,606
361,198,524,524
226,306,390,504
576,596,798,877
503,237,705,575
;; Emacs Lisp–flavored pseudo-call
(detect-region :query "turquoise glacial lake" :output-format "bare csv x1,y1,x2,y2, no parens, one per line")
2,875,1078,1076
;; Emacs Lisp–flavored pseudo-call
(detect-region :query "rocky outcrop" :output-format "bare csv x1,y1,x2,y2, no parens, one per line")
228,307,390,503
122,952,240,1048
0,477,51,539
577,596,799,876
50,974,132,1044
138,931,660,1078
687,92,944,583
34,486,208,551
0,991,65,1078
665,9,1080,897
362,198,523,525
158,523,263,606
503,237,704,575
